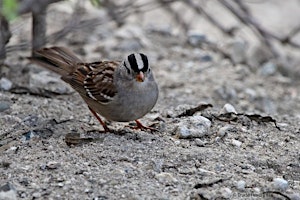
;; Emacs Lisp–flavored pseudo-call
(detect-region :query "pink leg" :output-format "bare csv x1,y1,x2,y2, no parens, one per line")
134,120,158,132
88,107,110,132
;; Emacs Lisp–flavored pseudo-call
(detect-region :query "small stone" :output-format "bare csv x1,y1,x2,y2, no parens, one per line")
46,161,61,170
195,138,206,147
290,193,300,200
259,61,277,76
232,139,242,147
200,54,213,62
220,103,237,114
0,77,12,91
0,101,10,112
273,177,289,191
29,71,72,94
215,86,237,101
236,180,246,191
175,116,211,139
117,40,142,51
187,31,207,46
155,172,177,183
218,125,236,137
0,182,17,200
32,192,41,198
226,39,247,63
220,187,233,199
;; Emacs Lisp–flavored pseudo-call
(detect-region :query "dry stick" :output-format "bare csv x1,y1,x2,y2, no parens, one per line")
235,0,300,49
218,0,279,57
32,10,46,56
157,0,189,33
183,0,234,36
0,14,11,63
101,0,125,27
6,0,177,52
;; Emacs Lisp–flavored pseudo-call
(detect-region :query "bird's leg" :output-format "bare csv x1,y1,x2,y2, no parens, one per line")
133,120,159,132
88,106,111,132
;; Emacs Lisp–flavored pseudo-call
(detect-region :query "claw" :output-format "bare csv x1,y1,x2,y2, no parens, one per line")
132,120,159,132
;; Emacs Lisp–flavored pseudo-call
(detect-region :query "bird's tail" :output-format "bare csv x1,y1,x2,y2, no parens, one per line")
29,46,82,76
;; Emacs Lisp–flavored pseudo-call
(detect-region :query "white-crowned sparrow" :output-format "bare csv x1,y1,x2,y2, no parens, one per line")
30,47,159,132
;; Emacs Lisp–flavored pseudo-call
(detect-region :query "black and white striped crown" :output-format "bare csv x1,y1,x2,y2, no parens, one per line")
124,53,149,73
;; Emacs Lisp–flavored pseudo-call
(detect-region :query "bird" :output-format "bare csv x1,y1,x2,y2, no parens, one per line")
29,46,159,132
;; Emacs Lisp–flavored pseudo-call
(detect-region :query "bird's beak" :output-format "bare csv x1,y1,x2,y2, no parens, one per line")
136,72,145,82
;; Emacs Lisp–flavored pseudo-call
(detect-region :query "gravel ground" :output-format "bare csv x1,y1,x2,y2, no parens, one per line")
1,1,300,199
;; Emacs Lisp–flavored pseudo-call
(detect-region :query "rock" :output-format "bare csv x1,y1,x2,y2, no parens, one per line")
220,187,232,199
290,193,300,200
232,139,242,147
200,54,213,62
218,125,236,137
259,61,277,76
220,103,237,114
194,138,206,147
29,71,72,94
273,177,289,191
175,116,211,139
116,39,142,52
187,31,207,46
0,101,10,112
226,39,247,64
247,45,273,70
155,172,177,183
214,86,237,101
236,180,246,191
0,183,17,200
0,77,12,91
46,161,61,170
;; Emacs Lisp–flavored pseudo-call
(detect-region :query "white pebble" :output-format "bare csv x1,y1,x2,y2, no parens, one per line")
232,139,242,147
273,177,289,191
0,77,12,91
175,116,211,139
222,103,237,114
236,180,246,191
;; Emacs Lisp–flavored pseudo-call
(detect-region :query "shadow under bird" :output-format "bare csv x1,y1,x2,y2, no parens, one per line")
29,47,159,132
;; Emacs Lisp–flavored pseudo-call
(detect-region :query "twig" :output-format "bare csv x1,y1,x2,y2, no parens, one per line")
218,0,279,57
183,0,235,35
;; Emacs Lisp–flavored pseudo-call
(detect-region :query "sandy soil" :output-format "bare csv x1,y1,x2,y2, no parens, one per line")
1,1,300,199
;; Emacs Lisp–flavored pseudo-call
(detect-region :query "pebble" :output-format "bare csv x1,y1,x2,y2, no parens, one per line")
46,161,61,170
232,139,242,147
236,180,246,191
194,138,206,147
259,61,277,76
187,32,207,46
290,193,300,200
155,172,177,183
29,71,71,94
0,182,17,200
218,125,236,137
215,86,237,101
227,39,247,64
0,101,10,112
175,116,211,139
220,187,233,199
117,40,142,51
220,103,237,114
273,177,289,191
0,77,12,91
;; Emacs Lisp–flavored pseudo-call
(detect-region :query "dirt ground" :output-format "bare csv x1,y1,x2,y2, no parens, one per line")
1,1,300,199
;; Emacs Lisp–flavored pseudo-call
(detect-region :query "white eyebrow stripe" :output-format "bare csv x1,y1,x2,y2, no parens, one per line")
134,53,144,70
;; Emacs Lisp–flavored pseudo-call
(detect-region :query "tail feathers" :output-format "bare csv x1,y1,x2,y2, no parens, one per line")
29,47,82,76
